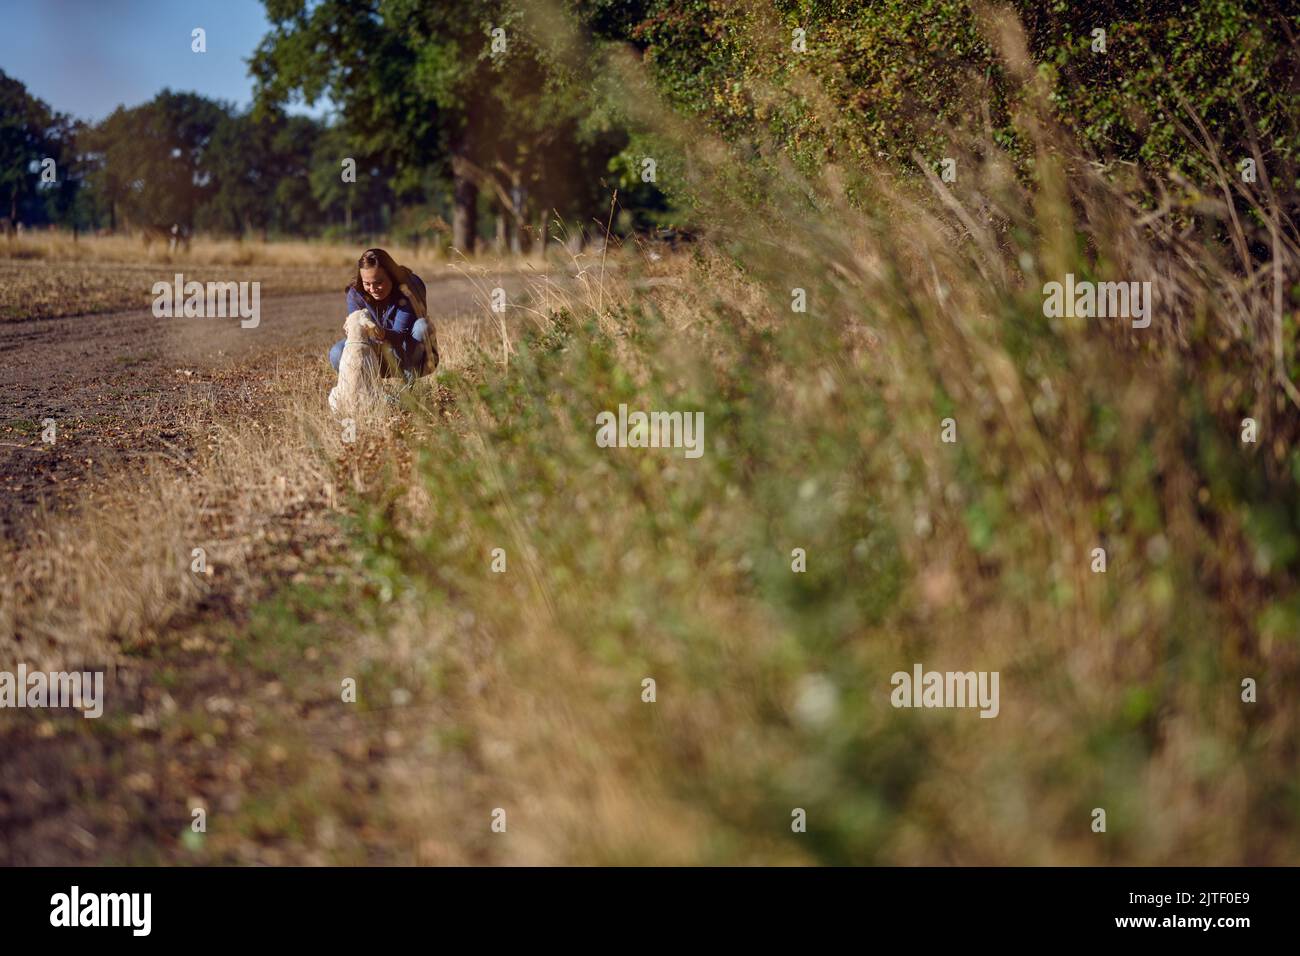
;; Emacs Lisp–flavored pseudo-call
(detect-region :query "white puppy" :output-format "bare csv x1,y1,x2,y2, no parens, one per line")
329,309,384,414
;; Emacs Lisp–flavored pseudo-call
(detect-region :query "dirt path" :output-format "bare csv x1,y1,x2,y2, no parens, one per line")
0,273,522,864
0,276,492,541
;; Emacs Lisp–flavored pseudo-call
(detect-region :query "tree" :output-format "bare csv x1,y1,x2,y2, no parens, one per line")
0,70,68,230
304,123,402,238
577,0,1300,186
270,114,330,235
251,0,462,244
202,109,327,237
82,91,226,233
41,115,92,233
251,0,634,252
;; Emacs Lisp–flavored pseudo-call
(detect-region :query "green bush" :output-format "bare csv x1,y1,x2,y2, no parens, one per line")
608,0,1298,186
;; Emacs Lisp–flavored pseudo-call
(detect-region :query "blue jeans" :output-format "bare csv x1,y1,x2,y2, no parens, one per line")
329,318,431,380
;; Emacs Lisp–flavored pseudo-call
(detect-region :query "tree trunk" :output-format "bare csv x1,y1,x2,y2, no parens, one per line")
494,206,506,252
509,173,525,255
451,153,478,255
537,206,549,258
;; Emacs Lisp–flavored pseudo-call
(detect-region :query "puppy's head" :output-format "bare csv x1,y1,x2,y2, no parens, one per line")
344,309,381,343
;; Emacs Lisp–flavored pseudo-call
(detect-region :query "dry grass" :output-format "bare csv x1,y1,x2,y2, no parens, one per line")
0,294,521,863
1,363,344,667
310,21,1300,864
1,231,446,269
0,231,544,321
3,192,1297,862
4,11,1299,865
0,233,361,321
0,281,513,668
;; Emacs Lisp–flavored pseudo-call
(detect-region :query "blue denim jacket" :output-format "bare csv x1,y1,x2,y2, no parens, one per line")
346,272,426,364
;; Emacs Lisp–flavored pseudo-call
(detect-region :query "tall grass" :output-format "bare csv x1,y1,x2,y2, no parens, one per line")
6,5,1297,866
340,12,1300,863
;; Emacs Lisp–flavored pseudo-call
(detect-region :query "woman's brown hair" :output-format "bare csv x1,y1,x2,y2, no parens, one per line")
348,247,406,303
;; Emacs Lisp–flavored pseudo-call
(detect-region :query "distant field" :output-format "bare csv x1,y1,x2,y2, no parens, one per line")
0,233,454,321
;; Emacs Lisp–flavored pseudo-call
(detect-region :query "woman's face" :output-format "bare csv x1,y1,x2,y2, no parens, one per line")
360,266,392,302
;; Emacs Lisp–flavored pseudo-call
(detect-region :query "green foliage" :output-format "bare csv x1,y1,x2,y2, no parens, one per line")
346,274,946,860
81,91,227,230
201,110,325,236
605,0,1298,185
0,69,82,227
1021,0,1300,179
252,0,642,245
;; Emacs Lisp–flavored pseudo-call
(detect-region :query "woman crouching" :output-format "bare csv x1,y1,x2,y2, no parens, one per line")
329,247,438,382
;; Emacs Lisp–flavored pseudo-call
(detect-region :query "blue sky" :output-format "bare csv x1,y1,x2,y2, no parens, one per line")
0,0,330,121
